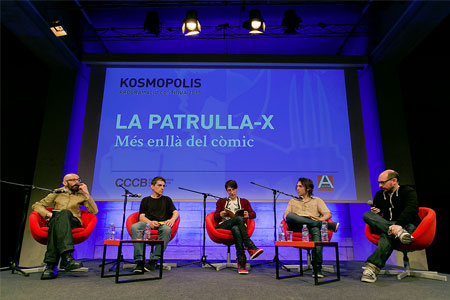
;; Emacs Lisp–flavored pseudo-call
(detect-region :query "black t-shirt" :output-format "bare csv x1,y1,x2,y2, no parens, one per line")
138,195,176,221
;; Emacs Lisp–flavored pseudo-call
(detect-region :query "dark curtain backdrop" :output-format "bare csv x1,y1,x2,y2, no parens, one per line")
0,25,49,267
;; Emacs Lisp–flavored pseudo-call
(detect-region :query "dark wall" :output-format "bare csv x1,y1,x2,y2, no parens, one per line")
399,16,450,273
0,25,49,267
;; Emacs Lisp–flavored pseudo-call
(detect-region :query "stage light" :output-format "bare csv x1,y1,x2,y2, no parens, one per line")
144,11,161,36
182,10,201,36
49,20,67,37
242,9,265,34
282,10,302,34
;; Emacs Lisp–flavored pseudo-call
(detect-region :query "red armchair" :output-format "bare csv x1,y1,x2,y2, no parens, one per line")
205,212,255,271
365,207,446,281
29,207,97,245
28,207,97,273
281,219,335,272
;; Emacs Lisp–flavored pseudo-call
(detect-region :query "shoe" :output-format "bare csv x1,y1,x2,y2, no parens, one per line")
327,222,339,233
397,229,414,244
59,252,83,270
144,260,157,272
248,248,264,260
236,259,248,275
133,261,144,273
312,269,324,278
40,264,58,280
361,267,377,283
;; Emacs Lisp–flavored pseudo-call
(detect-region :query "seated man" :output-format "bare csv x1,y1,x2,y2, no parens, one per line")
361,169,421,283
283,177,339,278
32,173,98,280
214,180,263,275
131,176,179,273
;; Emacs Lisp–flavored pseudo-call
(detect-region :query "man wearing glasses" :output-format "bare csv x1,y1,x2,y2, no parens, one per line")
361,169,421,283
32,173,98,280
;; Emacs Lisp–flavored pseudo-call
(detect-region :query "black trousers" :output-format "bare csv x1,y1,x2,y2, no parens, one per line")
44,210,81,264
217,217,252,258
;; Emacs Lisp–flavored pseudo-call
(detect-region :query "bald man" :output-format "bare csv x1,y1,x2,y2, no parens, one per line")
361,170,421,283
32,173,98,280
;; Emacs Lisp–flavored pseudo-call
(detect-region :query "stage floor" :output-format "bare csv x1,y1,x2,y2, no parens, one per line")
1,260,449,300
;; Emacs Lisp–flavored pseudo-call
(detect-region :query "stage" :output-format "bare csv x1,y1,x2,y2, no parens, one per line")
1,260,449,300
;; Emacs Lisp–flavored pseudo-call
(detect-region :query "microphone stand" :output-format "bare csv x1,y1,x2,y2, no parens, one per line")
177,187,218,268
0,180,53,276
99,185,137,271
249,182,297,269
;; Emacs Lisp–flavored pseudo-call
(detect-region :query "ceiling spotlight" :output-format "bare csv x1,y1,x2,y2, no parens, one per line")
144,11,161,36
243,9,265,34
282,10,302,34
182,10,201,36
49,20,67,37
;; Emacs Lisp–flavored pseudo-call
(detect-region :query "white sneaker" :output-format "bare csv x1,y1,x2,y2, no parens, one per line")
397,229,414,244
361,267,377,283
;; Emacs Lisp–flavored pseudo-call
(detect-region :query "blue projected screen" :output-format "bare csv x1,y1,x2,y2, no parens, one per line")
90,67,357,200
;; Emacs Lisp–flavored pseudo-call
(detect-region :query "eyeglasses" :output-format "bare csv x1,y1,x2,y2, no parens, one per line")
67,178,81,182
378,178,394,185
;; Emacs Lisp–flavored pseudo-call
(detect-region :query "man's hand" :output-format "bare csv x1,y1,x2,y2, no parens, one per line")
165,219,175,227
220,210,228,218
150,221,160,229
46,212,53,219
78,183,90,196
370,207,381,214
243,211,249,218
389,224,403,236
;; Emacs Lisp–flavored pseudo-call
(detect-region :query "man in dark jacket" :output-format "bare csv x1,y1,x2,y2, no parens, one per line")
361,170,421,283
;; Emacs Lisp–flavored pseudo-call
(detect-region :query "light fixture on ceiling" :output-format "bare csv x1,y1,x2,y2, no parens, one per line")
49,20,67,37
242,9,265,34
144,11,161,36
282,10,302,34
182,10,201,36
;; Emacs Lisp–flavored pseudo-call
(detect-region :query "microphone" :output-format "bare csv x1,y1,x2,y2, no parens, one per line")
53,189,67,194
127,193,142,198
367,200,375,207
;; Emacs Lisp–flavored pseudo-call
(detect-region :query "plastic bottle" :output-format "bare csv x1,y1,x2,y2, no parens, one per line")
321,222,328,242
144,224,151,240
278,224,284,241
302,224,309,242
107,223,115,240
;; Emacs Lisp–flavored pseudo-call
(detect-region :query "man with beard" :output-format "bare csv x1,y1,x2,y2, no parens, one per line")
32,173,98,280
361,170,421,283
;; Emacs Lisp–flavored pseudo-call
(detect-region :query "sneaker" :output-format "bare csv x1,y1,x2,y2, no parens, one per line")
59,252,83,270
144,260,157,272
312,269,324,278
40,264,58,280
361,266,377,283
327,222,339,233
248,248,264,260
397,229,414,244
133,261,144,273
236,259,248,275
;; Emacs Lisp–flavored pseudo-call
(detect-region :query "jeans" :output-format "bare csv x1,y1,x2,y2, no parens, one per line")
45,210,81,264
285,213,323,269
131,221,171,261
363,212,416,268
217,217,253,258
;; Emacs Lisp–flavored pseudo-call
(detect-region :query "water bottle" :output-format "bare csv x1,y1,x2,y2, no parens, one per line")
278,224,284,241
144,224,151,240
107,223,115,240
302,224,309,242
321,222,328,242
